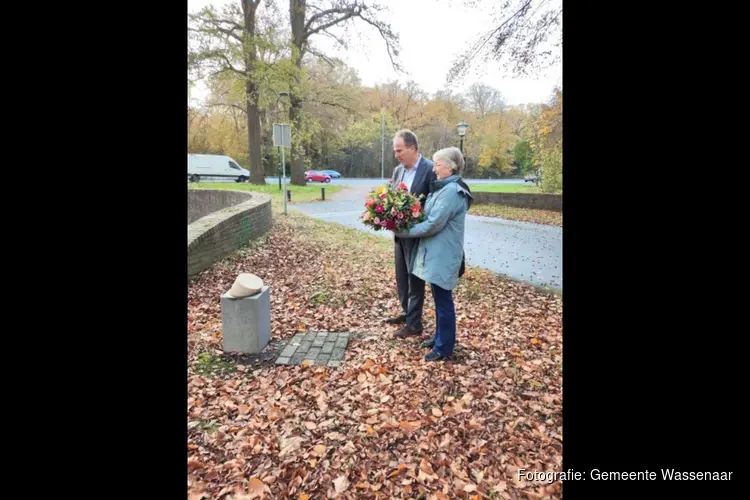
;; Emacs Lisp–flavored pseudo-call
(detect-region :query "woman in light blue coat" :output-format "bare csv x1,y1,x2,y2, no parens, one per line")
395,147,473,361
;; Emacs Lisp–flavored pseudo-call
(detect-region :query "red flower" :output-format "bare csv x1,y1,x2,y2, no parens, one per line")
365,198,375,207
398,182,408,191
384,219,396,230
375,205,384,214
379,192,387,200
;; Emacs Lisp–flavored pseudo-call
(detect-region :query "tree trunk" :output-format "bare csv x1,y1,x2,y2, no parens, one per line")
243,1,265,185
289,0,307,186
246,81,264,184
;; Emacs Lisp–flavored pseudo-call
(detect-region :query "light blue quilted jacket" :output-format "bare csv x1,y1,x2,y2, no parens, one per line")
395,175,472,290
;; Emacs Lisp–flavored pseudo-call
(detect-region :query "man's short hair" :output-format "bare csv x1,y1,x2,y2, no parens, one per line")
393,129,419,151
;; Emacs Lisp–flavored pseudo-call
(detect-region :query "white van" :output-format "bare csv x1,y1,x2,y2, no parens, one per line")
187,154,250,183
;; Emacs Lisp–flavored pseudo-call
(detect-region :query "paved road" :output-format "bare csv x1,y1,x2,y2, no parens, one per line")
291,186,562,290
192,177,529,187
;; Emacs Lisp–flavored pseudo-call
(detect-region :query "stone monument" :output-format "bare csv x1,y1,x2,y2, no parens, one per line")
221,273,271,354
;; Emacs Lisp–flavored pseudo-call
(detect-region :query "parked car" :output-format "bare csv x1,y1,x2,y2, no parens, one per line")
188,154,250,183
318,169,341,178
305,170,332,183
524,174,538,183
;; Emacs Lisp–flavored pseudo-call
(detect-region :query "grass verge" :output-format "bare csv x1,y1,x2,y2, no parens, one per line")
469,204,562,226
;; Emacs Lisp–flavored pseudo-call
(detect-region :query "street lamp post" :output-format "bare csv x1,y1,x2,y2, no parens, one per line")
456,121,469,169
456,121,469,153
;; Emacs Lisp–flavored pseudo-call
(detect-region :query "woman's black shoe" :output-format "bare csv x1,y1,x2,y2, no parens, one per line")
425,350,450,361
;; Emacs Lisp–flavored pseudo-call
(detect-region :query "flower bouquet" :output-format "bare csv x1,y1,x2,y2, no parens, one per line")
360,180,424,231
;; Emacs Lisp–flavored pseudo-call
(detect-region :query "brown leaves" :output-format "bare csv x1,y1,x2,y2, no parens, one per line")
398,420,422,433
187,213,562,499
187,458,204,471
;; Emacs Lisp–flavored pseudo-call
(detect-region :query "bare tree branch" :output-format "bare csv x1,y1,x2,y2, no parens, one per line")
304,7,353,34
207,102,248,115
306,47,337,68
305,11,360,40
355,14,401,72
302,98,356,113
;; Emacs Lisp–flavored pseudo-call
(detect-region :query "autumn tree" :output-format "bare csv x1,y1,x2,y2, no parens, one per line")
466,83,505,117
529,87,562,192
189,1,293,184
287,0,400,185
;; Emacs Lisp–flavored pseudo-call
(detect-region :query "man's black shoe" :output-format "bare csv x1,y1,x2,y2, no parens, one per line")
393,325,423,338
422,336,435,348
384,314,406,325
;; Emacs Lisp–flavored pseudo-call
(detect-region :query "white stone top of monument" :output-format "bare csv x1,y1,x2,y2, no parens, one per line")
227,273,264,298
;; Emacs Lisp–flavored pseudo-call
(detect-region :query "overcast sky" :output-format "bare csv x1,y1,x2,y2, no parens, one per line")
188,0,562,106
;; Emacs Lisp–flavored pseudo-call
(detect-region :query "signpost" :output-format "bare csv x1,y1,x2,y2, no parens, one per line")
273,123,292,216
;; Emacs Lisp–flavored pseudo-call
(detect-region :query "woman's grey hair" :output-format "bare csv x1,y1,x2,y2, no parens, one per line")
393,129,419,151
432,147,465,175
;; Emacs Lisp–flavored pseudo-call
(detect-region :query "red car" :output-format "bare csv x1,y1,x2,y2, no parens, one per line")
305,170,331,183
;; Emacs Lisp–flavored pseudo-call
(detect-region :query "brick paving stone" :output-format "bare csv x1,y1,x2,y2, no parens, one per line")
275,332,351,367
279,344,298,358
304,347,322,360
334,337,348,348
290,352,305,365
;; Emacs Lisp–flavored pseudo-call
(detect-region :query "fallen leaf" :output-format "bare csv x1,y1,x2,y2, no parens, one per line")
299,494,309,500
333,475,350,494
312,444,326,457
187,458,204,471
248,477,265,496
304,422,317,430
431,407,443,417
389,464,408,478
278,436,304,458
439,434,451,448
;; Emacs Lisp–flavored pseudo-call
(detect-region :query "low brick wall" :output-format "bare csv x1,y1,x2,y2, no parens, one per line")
188,189,257,224
188,190,272,278
471,192,562,212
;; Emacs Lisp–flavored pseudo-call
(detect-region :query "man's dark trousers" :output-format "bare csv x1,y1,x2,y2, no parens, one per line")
395,236,424,331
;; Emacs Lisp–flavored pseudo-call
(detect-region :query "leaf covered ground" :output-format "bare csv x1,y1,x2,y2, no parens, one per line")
188,212,563,499
468,205,562,227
